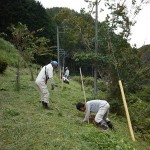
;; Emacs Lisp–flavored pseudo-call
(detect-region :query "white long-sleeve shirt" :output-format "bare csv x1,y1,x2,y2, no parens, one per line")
64,69,69,77
83,100,108,121
35,63,54,84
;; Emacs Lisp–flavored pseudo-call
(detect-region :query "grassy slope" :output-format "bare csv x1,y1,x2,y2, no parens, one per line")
0,38,150,150
0,67,150,150
0,38,19,67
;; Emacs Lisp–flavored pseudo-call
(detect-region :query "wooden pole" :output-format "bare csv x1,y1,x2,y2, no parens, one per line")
118,80,135,141
60,67,61,80
61,67,64,89
79,67,89,124
79,67,86,104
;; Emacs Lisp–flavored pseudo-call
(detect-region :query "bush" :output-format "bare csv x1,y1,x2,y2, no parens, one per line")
128,95,150,140
0,55,8,73
136,85,150,102
72,76,81,83
84,76,94,86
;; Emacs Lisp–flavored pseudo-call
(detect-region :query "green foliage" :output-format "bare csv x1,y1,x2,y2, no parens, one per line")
72,76,81,83
136,85,150,102
8,22,54,66
72,76,107,90
105,0,146,38
0,0,57,65
82,131,135,150
73,51,110,67
129,95,150,119
0,0,53,40
72,76,109,100
83,76,94,86
105,40,144,98
139,45,150,65
128,94,150,140
109,98,124,115
48,7,95,58
0,55,8,73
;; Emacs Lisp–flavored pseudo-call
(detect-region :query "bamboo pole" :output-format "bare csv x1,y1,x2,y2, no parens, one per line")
118,80,135,141
60,67,61,80
61,67,64,89
79,67,89,124
79,67,86,104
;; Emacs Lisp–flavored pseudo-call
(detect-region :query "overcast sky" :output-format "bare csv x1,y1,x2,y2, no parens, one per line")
36,0,150,48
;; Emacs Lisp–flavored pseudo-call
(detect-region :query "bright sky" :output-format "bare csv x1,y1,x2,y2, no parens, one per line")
36,0,150,48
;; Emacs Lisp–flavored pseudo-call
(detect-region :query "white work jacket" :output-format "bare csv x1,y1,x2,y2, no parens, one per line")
36,63,54,84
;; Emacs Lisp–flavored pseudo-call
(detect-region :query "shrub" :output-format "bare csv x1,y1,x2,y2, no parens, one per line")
72,76,81,83
136,85,150,102
84,76,94,86
0,55,8,73
128,95,150,140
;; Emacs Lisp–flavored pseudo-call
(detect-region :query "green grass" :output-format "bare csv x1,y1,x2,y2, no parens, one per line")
0,67,150,150
0,35,149,149
0,38,20,67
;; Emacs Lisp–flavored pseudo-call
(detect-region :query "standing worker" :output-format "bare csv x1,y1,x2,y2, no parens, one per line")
35,61,58,109
76,100,114,130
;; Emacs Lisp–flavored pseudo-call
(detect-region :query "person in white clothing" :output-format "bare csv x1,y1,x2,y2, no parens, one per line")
76,100,114,130
62,67,69,84
64,67,69,78
35,61,58,109
62,76,69,84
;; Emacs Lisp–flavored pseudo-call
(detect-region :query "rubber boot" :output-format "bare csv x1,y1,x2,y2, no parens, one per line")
93,120,108,130
106,121,114,130
42,101,49,109
99,120,109,130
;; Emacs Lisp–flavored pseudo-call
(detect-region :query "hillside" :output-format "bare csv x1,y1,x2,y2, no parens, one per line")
0,66,150,150
0,38,150,150
0,38,19,67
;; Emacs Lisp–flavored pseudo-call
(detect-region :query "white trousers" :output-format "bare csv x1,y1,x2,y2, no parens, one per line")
94,103,110,123
35,81,49,104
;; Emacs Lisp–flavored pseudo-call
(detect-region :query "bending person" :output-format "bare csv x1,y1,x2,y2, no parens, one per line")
35,61,58,109
76,100,114,130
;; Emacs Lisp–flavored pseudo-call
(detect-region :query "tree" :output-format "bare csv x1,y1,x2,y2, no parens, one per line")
47,7,96,73
8,22,53,90
0,0,53,41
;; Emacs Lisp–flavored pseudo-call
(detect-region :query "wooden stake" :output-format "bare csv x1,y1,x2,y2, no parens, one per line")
79,67,89,124
61,68,64,89
118,80,135,141
62,75,64,89
60,67,61,80
79,67,86,104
